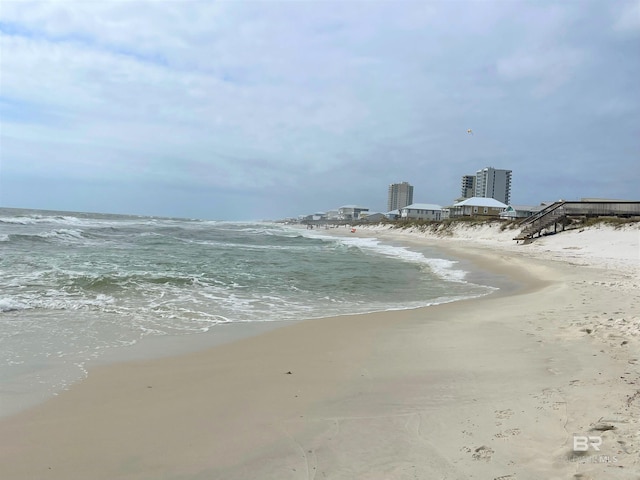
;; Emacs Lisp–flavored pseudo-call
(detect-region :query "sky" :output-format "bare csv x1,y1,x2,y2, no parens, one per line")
0,0,639,220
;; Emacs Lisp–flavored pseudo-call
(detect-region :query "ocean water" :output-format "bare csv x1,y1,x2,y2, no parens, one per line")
0,208,494,415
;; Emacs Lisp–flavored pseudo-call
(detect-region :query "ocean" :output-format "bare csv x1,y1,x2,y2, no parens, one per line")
0,207,494,416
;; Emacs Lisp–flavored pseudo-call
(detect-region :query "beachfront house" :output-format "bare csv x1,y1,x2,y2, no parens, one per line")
500,205,545,220
338,205,369,221
360,212,387,222
400,203,443,221
325,210,340,220
449,197,507,218
385,209,401,220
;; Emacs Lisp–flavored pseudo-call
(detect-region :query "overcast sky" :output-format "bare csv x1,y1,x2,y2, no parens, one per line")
1,1,638,220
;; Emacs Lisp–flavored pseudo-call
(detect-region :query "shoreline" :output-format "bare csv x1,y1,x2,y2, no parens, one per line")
1,228,638,478
0,229,504,419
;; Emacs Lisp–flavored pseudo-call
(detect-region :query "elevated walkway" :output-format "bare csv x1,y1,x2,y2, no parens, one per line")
514,201,640,241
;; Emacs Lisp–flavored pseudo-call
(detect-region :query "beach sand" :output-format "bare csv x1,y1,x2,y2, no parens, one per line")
1,225,638,479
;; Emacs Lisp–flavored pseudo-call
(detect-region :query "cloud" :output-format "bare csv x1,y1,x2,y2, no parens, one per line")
613,0,640,33
496,47,586,97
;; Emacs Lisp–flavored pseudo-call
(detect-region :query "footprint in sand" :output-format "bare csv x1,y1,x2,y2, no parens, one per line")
472,445,494,461
495,409,514,419
495,428,521,439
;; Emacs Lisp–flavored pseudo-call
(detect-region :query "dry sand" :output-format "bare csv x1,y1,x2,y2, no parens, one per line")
1,224,638,479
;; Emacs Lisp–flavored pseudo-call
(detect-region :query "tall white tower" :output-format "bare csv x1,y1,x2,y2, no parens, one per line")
475,167,512,205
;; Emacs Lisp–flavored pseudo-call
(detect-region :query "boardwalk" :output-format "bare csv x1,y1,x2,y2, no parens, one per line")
514,201,640,240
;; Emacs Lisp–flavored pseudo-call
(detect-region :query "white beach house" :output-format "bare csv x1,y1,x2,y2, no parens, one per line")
400,203,443,221
337,205,369,220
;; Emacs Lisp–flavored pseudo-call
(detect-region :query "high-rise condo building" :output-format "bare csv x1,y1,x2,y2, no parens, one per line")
387,181,414,211
461,175,476,199
475,167,512,205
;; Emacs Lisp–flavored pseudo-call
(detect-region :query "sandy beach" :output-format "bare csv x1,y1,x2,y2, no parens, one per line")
1,223,638,479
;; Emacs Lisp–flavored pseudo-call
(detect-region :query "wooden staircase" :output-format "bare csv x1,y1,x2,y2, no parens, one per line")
513,200,640,241
514,201,566,240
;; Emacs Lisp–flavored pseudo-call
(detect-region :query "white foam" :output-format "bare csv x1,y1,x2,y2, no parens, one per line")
0,291,116,312
38,229,86,240
0,216,39,225
0,298,28,312
0,215,84,226
313,233,470,283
